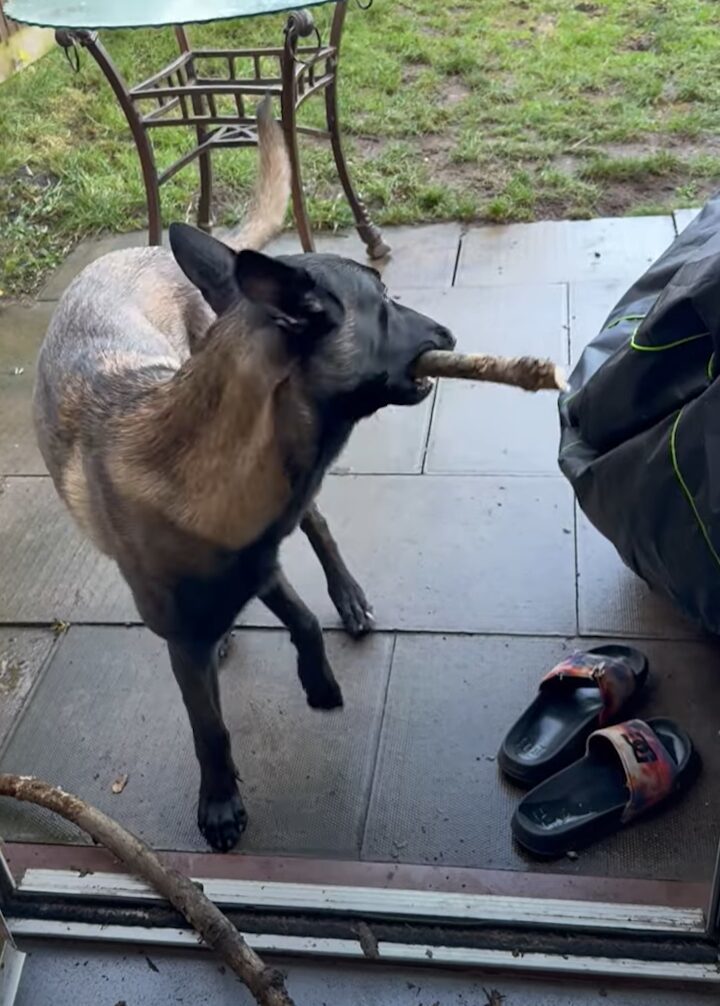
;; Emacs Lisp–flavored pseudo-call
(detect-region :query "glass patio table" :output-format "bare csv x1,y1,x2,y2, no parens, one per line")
6,0,389,255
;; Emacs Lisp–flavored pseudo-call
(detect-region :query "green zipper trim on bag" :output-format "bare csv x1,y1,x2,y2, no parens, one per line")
669,408,720,571
630,328,709,351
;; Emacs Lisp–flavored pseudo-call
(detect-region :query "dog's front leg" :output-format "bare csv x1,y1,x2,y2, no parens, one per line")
260,568,344,709
167,637,246,852
300,503,374,638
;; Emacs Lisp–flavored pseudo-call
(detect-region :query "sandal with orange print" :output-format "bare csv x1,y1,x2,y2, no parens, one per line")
512,718,700,857
499,645,649,787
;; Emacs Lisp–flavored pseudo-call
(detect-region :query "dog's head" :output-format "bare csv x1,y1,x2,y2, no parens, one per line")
169,225,455,418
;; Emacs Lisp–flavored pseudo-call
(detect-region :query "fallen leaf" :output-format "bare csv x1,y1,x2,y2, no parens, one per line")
111,773,129,794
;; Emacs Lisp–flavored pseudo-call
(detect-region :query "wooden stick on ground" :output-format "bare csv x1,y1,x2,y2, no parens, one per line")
414,350,566,392
0,774,295,1006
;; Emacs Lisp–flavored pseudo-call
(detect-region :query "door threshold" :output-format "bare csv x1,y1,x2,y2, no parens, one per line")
7,918,720,985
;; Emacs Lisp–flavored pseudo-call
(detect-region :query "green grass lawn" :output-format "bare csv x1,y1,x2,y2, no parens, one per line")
2,0,720,297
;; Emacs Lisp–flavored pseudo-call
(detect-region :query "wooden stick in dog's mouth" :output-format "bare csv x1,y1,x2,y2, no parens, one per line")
413,351,566,392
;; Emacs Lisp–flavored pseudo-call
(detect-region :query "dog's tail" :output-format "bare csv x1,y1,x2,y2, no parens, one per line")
223,95,291,253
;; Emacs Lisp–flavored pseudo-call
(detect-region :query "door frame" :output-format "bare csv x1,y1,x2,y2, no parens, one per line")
2,840,718,988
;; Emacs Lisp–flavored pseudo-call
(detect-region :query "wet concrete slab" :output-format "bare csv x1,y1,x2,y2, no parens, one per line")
249,473,577,635
268,223,463,288
414,285,567,475
363,632,720,882
17,941,718,1006
0,301,53,476
674,207,702,234
0,477,135,625
0,628,55,754
0,474,577,635
568,279,634,364
456,216,675,288
15,941,715,1006
576,508,703,640
0,625,393,856
38,223,463,303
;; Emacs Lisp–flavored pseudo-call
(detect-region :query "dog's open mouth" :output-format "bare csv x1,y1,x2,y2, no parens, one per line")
406,345,439,401
394,338,453,405
394,371,433,405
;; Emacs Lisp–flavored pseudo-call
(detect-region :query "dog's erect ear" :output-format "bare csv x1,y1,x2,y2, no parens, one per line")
169,223,240,316
235,249,345,339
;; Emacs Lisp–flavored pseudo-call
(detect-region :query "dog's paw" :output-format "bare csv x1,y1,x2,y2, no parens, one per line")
198,790,248,852
304,668,344,711
329,577,374,639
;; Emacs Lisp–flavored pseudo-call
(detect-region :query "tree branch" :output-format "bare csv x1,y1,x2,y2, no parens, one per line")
0,774,295,1006
414,351,565,392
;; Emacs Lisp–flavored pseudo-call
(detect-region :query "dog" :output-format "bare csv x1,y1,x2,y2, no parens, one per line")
33,97,455,851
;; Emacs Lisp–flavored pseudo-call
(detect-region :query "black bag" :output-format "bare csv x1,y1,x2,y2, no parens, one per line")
559,199,720,633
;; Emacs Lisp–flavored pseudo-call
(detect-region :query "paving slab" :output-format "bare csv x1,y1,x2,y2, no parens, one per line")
568,279,634,365
362,633,720,882
40,224,461,301
0,628,56,754
331,398,435,474
413,285,567,475
428,382,562,475
0,477,135,624
0,301,53,476
247,474,577,635
0,474,576,635
456,215,675,288
674,206,702,234
577,509,703,639
362,634,561,870
17,942,717,1006
0,625,392,855
327,281,536,474
267,223,462,288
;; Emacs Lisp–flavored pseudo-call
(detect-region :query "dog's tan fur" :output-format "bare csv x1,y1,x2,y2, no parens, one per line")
107,334,303,552
36,101,293,563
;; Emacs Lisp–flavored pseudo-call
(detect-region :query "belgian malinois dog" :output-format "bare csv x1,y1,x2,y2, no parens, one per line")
33,98,455,851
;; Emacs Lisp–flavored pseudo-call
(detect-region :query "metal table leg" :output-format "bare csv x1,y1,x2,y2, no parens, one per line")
54,5,389,259
326,1,389,258
55,28,164,245
282,10,316,252
175,25,214,234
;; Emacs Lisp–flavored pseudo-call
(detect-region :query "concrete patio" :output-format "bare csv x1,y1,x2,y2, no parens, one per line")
1,208,719,888
13,939,720,1006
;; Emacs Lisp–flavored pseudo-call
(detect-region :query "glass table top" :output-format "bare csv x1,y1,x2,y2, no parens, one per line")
6,0,338,29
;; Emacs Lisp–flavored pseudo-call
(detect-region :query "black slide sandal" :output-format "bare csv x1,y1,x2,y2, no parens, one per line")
498,645,649,787
512,718,700,857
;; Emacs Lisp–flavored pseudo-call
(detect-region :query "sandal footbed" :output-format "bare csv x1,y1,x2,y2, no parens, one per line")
499,645,649,787
511,717,700,858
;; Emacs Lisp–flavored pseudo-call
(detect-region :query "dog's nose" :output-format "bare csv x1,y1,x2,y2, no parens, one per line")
435,325,456,350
